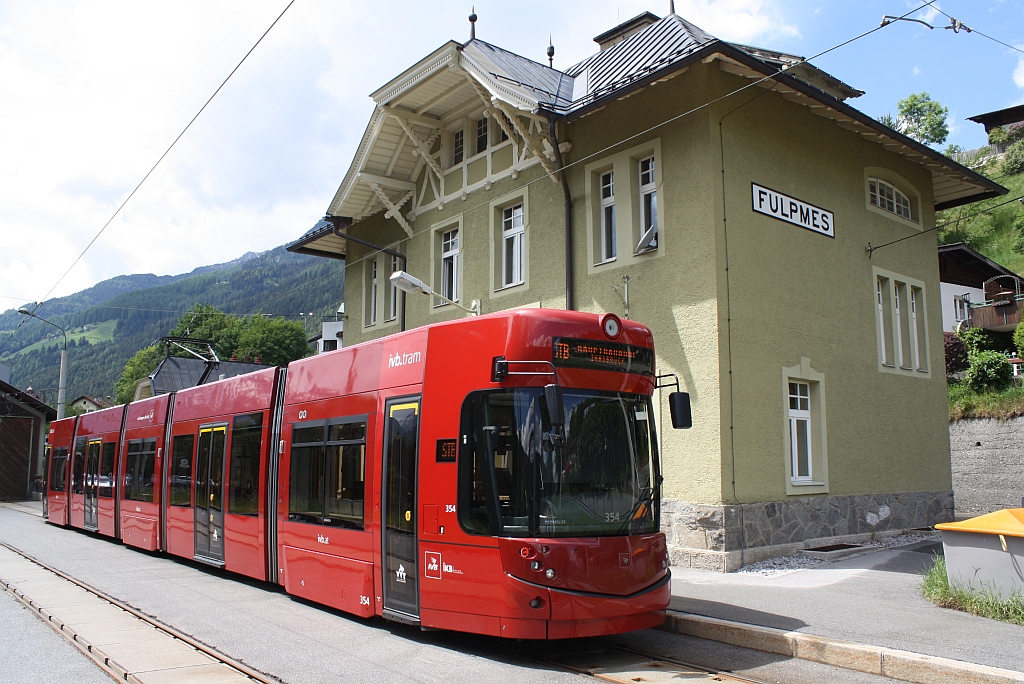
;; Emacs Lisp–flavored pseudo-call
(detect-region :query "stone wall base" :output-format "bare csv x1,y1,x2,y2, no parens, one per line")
662,490,953,572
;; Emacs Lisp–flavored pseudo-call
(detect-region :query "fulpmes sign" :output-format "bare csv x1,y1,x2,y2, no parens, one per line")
751,183,834,238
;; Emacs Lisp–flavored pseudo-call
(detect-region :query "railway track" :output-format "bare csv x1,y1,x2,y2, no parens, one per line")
0,541,279,684
1,530,763,684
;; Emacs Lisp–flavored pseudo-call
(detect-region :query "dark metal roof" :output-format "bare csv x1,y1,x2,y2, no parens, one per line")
463,39,574,105
563,14,713,110
967,105,1024,133
592,12,661,48
0,379,57,420
286,217,347,261
148,357,270,395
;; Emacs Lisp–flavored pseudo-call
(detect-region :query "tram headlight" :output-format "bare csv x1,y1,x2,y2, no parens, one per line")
530,560,542,571
545,568,557,579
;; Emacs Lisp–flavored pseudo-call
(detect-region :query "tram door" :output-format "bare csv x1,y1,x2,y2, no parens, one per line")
84,440,101,529
381,398,421,621
194,426,227,563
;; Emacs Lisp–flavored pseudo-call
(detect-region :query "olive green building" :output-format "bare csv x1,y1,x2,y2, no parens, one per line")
289,11,1006,569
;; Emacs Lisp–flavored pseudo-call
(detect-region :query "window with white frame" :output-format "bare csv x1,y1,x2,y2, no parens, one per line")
386,254,399,322
873,268,929,376
788,382,812,482
599,171,616,262
441,228,460,303
476,117,488,155
869,178,913,221
452,129,464,165
954,295,970,324
782,357,828,494
365,260,378,327
635,156,658,254
501,204,524,287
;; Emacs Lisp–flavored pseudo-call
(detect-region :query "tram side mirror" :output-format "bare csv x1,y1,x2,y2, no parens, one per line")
669,392,692,429
544,384,564,426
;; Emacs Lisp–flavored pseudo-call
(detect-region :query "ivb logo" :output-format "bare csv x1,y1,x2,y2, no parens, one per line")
424,551,442,580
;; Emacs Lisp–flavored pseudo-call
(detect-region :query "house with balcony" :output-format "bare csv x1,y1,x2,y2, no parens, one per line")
938,242,1023,332
289,9,1006,569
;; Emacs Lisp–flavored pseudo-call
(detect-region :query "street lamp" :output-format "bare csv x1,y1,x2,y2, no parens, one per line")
18,305,68,419
389,271,481,316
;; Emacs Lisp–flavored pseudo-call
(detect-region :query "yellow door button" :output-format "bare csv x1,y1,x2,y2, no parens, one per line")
405,510,411,522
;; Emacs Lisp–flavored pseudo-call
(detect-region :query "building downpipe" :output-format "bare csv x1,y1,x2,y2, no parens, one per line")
548,116,575,311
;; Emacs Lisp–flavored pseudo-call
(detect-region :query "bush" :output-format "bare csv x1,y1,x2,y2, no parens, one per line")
944,332,969,374
958,327,992,356
1008,122,1024,145
989,126,1009,145
1004,139,1024,176
965,350,1013,392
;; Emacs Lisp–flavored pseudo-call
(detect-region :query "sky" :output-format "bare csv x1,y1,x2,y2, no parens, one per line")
0,0,1022,312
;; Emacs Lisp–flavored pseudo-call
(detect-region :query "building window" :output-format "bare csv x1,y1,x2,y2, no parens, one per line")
782,357,828,494
476,117,488,155
502,204,524,287
365,260,378,326
788,382,812,482
599,171,616,262
322,339,338,352
386,254,399,322
954,295,970,325
869,178,913,221
441,228,460,303
635,156,658,254
873,268,929,376
452,129,464,165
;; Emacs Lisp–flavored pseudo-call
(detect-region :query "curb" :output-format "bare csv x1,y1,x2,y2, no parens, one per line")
661,611,1024,684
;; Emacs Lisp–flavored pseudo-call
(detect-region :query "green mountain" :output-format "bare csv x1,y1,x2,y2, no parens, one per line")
1,247,344,405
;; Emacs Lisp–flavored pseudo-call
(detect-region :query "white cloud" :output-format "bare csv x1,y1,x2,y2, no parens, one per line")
912,66,921,76
0,0,799,307
1015,54,1024,89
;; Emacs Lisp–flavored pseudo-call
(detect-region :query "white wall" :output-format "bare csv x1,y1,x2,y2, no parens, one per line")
940,282,985,332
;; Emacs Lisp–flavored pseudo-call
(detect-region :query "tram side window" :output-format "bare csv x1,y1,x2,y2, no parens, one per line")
124,439,158,502
288,418,366,530
49,448,68,492
73,438,86,495
98,443,116,498
170,434,195,506
229,413,263,515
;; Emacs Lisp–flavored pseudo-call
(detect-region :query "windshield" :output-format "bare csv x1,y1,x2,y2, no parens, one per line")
458,388,659,538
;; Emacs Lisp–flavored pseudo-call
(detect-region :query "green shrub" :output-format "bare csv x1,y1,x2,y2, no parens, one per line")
989,126,1009,145
921,555,1024,625
1015,322,1024,358
1004,139,1024,176
965,350,1013,392
1008,122,1024,145
958,327,992,356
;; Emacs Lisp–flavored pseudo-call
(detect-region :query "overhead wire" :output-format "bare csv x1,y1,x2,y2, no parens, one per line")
0,0,295,357
931,6,1024,55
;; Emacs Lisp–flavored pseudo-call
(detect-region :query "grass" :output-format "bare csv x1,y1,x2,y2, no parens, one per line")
921,555,1024,625
12,319,117,356
948,382,1024,421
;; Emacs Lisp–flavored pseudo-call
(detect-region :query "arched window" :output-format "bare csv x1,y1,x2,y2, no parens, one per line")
869,178,913,221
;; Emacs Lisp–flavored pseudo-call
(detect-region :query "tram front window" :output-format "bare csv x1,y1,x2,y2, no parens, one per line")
458,388,658,537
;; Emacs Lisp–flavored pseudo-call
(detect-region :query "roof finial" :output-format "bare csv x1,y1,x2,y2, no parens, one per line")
547,34,555,68
469,7,477,40
669,0,676,14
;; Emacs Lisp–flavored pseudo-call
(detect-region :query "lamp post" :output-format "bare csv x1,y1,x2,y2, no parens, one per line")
18,305,68,419
389,271,481,316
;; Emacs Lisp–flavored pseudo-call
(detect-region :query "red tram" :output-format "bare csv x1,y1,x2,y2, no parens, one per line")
45,309,691,639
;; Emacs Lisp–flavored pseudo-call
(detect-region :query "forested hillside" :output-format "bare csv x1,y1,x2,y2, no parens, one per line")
1,247,344,404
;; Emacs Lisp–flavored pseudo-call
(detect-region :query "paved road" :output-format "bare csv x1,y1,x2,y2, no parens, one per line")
0,507,898,683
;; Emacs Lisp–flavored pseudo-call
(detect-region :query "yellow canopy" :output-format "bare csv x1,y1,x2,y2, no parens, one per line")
936,509,1024,539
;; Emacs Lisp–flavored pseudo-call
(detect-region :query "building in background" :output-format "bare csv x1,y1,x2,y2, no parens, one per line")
289,10,1006,569
937,243,1023,333
0,378,56,501
69,395,113,413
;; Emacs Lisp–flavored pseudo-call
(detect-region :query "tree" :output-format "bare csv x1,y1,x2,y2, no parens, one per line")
114,344,163,404
235,315,310,367
878,93,949,147
168,304,242,360
897,92,949,146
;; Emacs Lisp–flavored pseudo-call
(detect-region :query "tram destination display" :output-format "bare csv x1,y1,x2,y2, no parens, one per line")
552,337,653,375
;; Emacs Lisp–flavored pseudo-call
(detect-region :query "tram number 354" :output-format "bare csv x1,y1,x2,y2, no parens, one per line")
360,596,371,606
